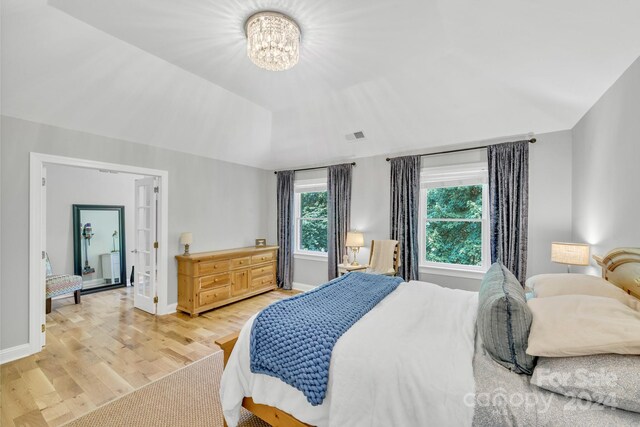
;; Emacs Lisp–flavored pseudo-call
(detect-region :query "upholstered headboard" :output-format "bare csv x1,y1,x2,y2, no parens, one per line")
593,247,640,300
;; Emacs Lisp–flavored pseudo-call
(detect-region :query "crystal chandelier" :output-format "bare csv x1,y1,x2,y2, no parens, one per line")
245,11,300,71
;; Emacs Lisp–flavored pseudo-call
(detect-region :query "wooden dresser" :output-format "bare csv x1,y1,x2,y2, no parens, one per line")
176,246,278,317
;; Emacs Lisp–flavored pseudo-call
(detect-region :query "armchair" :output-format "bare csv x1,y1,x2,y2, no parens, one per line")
367,240,400,276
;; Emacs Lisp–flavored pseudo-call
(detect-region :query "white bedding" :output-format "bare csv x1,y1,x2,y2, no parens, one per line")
220,280,479,426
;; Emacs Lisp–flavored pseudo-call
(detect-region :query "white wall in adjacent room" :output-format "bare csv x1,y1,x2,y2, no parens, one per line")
268,130,574,291
571,57,640,275
45,164,142,284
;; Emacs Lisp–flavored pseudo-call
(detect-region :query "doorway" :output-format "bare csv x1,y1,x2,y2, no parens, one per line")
29,153,170,356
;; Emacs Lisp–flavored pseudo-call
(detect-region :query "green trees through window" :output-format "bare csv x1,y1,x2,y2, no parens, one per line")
425,185,483,266
299,191,328,253
296,185,484,263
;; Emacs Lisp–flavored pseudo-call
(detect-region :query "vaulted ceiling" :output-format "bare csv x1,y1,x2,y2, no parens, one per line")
3,0,640,169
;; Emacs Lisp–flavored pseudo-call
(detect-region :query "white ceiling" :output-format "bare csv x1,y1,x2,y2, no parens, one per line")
3,0,640,169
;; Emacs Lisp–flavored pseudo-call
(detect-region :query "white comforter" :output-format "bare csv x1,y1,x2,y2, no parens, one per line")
220,280,479,427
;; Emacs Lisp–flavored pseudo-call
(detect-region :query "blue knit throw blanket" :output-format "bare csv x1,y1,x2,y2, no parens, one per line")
249,272,403,405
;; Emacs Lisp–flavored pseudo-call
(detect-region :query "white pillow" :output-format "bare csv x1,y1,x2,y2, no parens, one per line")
527,295,640,357
525,273,639,311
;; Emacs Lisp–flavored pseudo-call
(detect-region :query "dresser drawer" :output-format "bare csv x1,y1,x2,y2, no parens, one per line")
198,272,231,290
251,251,274,264
251,264,274,278
251,274,275,289
195,259,230,276
230,256,251,270
198,286,231,307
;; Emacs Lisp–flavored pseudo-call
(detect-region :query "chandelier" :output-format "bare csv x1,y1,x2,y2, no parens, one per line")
245,11,300,71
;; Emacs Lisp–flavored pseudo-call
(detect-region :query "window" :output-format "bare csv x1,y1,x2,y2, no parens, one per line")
294,179,328,256
419,164,490,274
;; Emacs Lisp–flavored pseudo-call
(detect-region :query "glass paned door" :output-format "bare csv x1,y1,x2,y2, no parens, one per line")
133,177,157,314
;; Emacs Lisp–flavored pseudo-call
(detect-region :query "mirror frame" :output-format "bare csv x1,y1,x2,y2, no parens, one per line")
72,204,127,293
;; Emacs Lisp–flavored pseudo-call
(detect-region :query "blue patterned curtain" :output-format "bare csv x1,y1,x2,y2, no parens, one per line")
488,141,529,284
390,156,420,281
276,171,295,289
327,164,353,280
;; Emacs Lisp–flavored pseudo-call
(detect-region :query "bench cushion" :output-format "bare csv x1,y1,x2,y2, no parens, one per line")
46,274,83,298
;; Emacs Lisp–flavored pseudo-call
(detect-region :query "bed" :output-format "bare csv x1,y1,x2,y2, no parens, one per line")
216,248,640,427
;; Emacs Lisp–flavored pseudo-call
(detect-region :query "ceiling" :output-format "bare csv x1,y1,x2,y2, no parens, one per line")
3,0,640,169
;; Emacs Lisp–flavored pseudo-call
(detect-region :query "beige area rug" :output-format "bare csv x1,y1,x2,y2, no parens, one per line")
64,351,269,427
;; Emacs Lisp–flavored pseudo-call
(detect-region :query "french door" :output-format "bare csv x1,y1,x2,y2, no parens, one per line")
133,177,158,314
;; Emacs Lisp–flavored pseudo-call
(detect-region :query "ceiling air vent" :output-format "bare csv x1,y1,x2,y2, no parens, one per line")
345,131,366,142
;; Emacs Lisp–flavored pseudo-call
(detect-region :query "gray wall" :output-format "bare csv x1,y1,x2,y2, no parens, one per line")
0,114,580,351
0,116,271,350
270,130,574,291
526,130,574,278
572,56,640,275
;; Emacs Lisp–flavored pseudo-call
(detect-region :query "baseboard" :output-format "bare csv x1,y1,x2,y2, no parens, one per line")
0,343,34,365
292,282,316,292
157,303,177,316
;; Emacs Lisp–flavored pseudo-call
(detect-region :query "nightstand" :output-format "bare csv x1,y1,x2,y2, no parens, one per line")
338,263,369,276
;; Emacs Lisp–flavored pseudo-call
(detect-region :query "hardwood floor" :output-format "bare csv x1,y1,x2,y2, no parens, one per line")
1,287,297,427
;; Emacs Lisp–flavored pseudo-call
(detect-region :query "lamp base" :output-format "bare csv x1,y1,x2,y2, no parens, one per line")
183,244,190,256
349,246,360,266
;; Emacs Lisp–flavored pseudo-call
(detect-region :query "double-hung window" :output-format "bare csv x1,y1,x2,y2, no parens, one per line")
294,179,328,257
419,163,490,275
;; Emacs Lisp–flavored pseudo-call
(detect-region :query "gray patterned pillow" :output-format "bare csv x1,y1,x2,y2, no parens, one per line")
477,262,536,374
531,355,640,413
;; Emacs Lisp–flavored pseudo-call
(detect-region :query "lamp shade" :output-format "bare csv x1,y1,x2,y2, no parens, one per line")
345,231,364,248
179,232,193,245
551,242,590,266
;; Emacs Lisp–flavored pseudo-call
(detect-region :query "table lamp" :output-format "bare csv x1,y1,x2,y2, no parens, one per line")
180,232,193,256
551,242,590,273
345,231,365,266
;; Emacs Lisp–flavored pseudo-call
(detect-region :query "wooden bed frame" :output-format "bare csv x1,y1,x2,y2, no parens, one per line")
593,247,640,300
216,247,640,427
216,332,311,427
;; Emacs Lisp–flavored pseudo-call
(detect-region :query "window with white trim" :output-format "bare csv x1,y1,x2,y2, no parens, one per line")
419,163,490,272
294,179,328,256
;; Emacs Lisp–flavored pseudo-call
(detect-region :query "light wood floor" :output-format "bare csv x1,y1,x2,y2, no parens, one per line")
1,287,297,427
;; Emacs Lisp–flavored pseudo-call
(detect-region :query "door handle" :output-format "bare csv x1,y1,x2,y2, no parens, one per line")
131,249,138,254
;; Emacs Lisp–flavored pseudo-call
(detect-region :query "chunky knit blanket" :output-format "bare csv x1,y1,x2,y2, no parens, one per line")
249,272,403,405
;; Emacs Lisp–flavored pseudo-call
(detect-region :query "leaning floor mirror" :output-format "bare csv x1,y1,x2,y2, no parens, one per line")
73,204,126,293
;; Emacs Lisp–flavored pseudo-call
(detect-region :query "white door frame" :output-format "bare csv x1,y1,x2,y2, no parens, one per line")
28,152,171,356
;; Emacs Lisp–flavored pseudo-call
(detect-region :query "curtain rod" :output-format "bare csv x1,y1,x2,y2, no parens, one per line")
385,138,537,162
274,162,356,175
